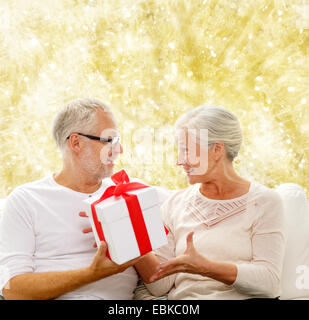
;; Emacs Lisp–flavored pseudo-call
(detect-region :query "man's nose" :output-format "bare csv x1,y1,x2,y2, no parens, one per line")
112,142,123,154
117,143,123,154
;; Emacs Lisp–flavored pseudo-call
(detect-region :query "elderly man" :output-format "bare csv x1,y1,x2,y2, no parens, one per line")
0,98,162,300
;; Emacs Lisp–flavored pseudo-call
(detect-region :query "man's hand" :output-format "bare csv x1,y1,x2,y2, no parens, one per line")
88,240,141,281
79,211,141,279
79,210,160,283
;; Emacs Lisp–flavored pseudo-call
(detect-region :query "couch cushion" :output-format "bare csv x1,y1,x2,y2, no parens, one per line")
276,183,309,299
0,199,6,220
133,279,167,300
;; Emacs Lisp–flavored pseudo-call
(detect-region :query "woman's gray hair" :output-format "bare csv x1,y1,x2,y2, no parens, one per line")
52,98,114,153
175,105,243,161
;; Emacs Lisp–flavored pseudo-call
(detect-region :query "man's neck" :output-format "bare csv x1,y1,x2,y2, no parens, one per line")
53,169,103,194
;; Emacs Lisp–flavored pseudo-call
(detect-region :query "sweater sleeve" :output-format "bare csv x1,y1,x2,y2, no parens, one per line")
232,190,286,298
145,199,177,297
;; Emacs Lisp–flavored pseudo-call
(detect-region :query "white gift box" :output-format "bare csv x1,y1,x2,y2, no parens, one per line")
83,186,168,264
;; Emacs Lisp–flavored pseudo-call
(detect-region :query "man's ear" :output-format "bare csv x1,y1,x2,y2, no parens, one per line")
68,134,83,153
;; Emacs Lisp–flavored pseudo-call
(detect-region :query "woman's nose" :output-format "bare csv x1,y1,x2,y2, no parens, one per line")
176,153,187,166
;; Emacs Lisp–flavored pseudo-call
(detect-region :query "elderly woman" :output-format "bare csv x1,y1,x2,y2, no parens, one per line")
146,105,286,299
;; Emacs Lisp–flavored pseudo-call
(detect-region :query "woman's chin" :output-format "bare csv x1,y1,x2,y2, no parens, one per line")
186,174,199,184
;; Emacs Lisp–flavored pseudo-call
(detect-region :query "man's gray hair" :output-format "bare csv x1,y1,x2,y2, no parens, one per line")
175,105,243,161
52,98,114,153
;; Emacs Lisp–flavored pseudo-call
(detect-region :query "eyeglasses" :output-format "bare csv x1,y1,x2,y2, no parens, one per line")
67,133,121,145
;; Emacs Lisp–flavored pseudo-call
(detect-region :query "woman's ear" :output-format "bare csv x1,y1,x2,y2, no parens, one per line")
213,142,225,161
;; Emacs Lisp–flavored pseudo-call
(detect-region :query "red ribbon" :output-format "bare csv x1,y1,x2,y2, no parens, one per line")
90,170,168,261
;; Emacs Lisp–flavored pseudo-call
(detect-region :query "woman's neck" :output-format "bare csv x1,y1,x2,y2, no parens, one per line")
199,164,250,200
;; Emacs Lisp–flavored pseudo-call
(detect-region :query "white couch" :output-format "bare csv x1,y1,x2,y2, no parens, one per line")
0,183,309,300
276,183,309,299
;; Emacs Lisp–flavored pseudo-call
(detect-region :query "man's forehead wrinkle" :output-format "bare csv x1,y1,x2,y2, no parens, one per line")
95,115,118,134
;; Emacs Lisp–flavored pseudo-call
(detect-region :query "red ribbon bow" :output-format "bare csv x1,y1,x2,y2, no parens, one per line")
90,170,168,261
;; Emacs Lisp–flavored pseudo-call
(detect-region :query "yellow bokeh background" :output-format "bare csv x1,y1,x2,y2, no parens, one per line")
0,0,308,198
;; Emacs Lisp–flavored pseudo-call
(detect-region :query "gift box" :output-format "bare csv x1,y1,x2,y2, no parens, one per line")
83,170,168,264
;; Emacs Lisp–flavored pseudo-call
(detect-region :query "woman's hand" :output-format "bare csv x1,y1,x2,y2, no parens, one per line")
149,232,211,282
